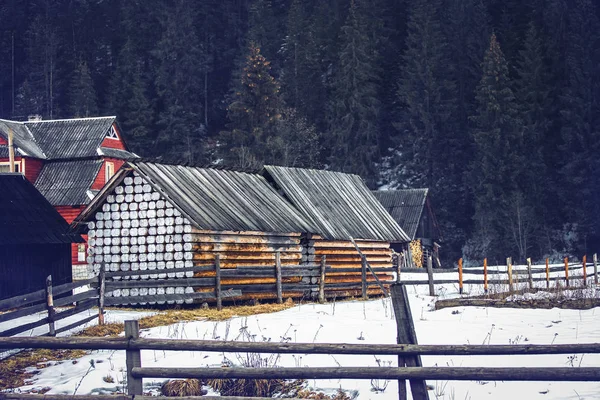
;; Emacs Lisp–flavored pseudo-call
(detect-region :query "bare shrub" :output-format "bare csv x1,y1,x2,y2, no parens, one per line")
161,378,206,396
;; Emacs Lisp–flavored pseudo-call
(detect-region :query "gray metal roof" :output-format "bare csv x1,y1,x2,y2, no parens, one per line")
24,117,116,159
130,162,316,234
34,160,103,206
0,174,82,244
372,189,429,240
264,166,410,242
98,147,138,160
0,119,46,158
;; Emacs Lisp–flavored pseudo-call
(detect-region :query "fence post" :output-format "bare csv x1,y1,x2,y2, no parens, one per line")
45,275,55,337
483,258,488,294
546,258,550,289
594,254,598,285
426,256,434,296
318,255,326,304
527,258,533,290
458,258,463,294
275,251,283,304
361,255,368,300
507,257,514,293
582,255,587,286
396,252,402,283
215,254,222,311
98,263,106,325
125,320,143,395
390,284,430,400
564,257,569,287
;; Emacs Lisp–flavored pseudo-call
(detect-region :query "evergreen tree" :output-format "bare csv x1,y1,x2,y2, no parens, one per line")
559,0,600,251
153,0,208,163
68,60,98,118
327,0,381,185
468,33,524,260
220,43,283,168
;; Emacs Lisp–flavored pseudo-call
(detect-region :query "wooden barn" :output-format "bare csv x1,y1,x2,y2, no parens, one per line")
72,162,409,304
0,174,82,300
0,116,137,278
372,189,442,268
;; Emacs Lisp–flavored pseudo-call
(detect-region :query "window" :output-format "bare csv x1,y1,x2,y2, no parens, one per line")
77,244,86,262
106,125,119,140
0,162,21,173
105,162,115,181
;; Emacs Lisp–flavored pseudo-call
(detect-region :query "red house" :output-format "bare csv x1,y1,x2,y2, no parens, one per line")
0,116,137,278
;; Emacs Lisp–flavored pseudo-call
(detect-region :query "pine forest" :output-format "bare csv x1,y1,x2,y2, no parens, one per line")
1,0,599,266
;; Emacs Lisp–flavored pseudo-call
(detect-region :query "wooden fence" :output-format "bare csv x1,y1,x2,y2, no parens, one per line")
1,283,600,400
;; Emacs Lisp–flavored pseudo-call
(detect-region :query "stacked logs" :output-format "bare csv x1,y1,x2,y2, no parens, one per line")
308,234,394,296
86,173,195,305
191,230,306,300
409,239,424,268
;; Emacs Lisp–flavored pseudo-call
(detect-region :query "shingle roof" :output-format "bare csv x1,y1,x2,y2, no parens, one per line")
372,189,428,240
264,166,410,242
0,174,82,244
24,116,116,159
0,119,46,158
97,147,138,160
34,160,103,206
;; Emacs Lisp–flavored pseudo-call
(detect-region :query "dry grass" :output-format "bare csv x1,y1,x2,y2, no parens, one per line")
161,378,206,396
0,349,87,390
0,301,296,390
207,377,306,398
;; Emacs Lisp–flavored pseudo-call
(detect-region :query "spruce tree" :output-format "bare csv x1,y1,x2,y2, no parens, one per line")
220,43,283,168
68,61,98,118
468,33,524,260
327,0,381,185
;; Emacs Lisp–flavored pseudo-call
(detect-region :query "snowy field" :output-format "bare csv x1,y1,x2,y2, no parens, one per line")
5,269,600,400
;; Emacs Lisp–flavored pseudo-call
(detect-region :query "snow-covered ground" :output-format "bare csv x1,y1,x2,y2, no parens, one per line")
6,274,600,400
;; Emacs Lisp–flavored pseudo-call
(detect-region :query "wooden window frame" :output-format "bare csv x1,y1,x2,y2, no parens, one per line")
105,161,115,182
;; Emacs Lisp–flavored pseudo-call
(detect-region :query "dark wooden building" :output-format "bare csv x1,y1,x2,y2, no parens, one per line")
0,174,82,300
373,189,442,267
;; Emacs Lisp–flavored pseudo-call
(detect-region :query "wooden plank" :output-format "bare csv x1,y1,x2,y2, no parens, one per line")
53,290,98,307
125,320,143,395
0,302,47,324
361,256,367,300
0,316,49,337
275,252,283,304
103,291,241,306
0,289,46,312
54,313,99,335
132,366,600,381
106,278,215,290
426,256,434,296
215,255,222,311
53,299,98,323
45,276,55,337
319,256,326,304
98,263,106,325
52,277,97,297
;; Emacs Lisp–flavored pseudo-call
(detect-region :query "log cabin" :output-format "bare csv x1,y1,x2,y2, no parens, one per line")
72,162,409,304
0,174,82,300
0,116,137,279
372,189,442,268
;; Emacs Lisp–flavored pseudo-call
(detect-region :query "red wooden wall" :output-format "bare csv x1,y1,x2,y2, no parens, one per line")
56,205,87,266
91,158,126,190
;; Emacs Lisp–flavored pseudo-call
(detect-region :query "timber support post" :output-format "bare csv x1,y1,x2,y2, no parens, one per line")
98,263,106,325
45,275,55,337
507,257,514,292
594,254,598,285
275,251,283,304
426,256,434,296
458,258,463,294
546,258,550,289
483,258,488,294
564,257,569,287
124,320,143,395
527,258,533,290
361,255,368,300
390,283,430,400
582,255,587,286
215,255,222,311
318,255,326,304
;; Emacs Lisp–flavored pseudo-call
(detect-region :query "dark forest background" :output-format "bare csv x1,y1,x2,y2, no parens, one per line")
1,0,599,265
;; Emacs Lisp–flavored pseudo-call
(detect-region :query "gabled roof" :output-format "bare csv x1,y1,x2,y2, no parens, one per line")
97,147,138,160
23,116,116,159
0,119,46,158
76,162,316,235
263,166,410,242
34,159,103,206
0,174,82,244
372,189,429,240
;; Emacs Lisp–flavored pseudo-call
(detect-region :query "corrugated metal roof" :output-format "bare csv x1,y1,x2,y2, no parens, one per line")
0,119,46,158
0,174,82,244
98,147,138,160
131,162,316,234
24,117,116,159
372,189,428,240
34,160,103,206
264,166,410,242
